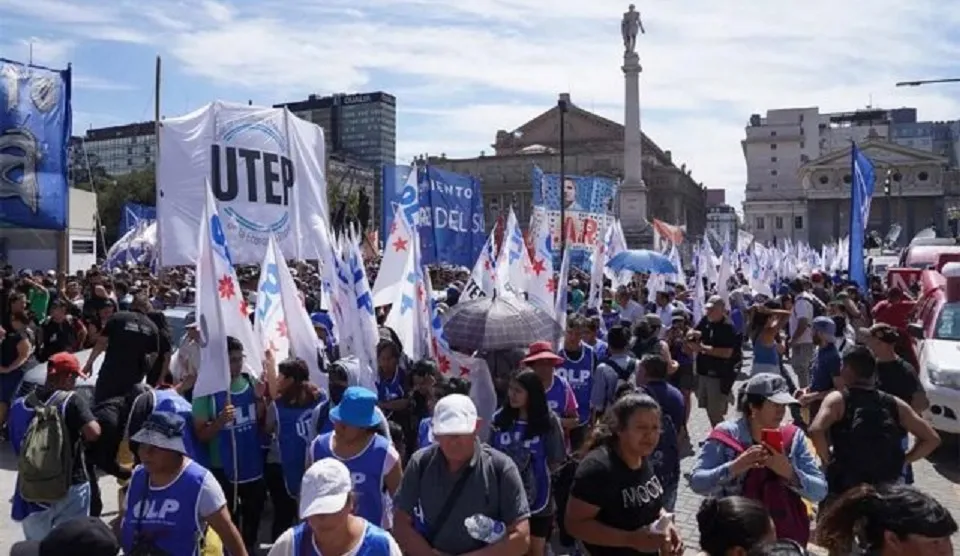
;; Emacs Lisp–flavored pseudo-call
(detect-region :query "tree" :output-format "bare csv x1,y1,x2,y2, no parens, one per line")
92,167,156,246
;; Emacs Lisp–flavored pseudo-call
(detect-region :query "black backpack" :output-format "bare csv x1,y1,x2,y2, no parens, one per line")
829,389,905,492
602,357,638,381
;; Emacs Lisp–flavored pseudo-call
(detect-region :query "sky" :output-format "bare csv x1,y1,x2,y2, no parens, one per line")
4,0,960,214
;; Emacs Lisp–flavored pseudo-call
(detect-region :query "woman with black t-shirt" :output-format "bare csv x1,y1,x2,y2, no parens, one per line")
564,393,683,555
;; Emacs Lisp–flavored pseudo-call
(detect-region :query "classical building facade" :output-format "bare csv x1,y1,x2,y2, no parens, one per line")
426,94,707,246
799,136,955,246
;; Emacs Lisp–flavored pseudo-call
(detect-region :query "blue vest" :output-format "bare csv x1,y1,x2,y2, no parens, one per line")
152,389,207,468
557,345,594,424
275,399,322,496
291,520,392,555
314,400,335,437
417,417,432,449
212,381,263,482
544,375,572,419
8,393,72,521
491,416,552,513
310,432,390,526
376,368,406,415
121,461,208,556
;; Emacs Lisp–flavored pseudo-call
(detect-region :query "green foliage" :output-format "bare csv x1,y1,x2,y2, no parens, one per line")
78,166,156,246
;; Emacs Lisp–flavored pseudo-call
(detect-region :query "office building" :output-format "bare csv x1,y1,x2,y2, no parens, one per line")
706,204,739,247
274,91,396,226
742,106,960,246
70,121,156,177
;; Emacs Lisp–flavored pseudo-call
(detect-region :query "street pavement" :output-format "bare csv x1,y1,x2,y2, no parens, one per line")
1,356,959,555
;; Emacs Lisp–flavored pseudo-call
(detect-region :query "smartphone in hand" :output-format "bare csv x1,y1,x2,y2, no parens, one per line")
761,428,784,453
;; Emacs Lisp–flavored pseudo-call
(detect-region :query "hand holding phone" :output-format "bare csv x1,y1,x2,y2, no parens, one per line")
761,428,784,453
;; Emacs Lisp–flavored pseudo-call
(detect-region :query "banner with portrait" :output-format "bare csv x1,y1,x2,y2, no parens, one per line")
530,165,618,269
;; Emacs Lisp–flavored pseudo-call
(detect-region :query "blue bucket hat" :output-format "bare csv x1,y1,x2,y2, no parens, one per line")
311,311,335,336
329,386,383,428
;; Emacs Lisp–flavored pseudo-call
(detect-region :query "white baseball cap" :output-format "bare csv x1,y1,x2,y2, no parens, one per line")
431,394,478,436
299,459,353,519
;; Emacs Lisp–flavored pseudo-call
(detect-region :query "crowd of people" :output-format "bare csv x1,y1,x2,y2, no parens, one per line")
1,262,958,556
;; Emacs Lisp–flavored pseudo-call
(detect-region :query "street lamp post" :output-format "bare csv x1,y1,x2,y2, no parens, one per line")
896,78,960,87
558,98,569,255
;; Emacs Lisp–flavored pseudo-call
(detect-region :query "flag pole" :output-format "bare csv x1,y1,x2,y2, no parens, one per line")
154,55,164,269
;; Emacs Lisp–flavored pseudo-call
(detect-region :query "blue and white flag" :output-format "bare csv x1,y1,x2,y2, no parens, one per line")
119,202,157,237
105,220,157,270
849,143,875,291
381,164,485,267
0,59,71,230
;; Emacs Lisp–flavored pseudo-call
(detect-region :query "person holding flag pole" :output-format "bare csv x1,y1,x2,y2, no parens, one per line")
191,185,269,555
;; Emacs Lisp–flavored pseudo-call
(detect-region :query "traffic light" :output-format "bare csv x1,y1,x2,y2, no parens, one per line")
884,177,891,196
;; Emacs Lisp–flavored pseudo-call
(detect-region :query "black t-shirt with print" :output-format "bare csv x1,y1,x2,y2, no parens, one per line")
569,444,664,556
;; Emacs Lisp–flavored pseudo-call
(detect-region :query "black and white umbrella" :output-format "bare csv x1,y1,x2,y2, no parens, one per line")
441,295,562,352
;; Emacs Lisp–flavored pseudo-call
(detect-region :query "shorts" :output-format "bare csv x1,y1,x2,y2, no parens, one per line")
696,375,730,421
529,513,555,539
0,367,24,405
669,364,696,391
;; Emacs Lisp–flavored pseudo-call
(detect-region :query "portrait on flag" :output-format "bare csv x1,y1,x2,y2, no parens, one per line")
530,165,617,268
157,101,329,266
0,58,71,230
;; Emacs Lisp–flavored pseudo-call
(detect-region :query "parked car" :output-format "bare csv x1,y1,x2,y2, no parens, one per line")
908,263,960,434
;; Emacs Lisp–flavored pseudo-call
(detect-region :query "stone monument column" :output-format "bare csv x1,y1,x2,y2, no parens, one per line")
622,50,647,218
619,4,650,246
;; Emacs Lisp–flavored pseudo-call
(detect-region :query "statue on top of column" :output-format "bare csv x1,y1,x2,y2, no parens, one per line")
621,4,645,54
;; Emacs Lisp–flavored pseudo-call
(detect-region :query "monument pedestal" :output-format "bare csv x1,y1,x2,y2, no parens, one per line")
620,50,651,248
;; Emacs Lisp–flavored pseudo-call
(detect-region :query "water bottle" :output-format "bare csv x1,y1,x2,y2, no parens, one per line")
464,513,507,544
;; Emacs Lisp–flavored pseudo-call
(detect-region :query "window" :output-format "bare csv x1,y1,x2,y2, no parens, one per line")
819,175,829,185
770,143,777,150
771,183,778,188
771,131,777,136
127,158,133,166
919,171,929,181
800,141,805,148
799,114,804,123
843,174,852,184
71,240,95,254
794,215,803,229
771,156,778,162
771,169,778,176
755,217,765,230
775,216,784,229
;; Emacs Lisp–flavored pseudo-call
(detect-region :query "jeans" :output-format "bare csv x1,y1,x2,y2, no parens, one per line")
21,483,91,541
661,481,679,513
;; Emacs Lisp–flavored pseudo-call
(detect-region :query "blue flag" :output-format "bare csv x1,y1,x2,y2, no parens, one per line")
381,164,485,267
0,59,71,230
849,143,875,291
120,202,157,237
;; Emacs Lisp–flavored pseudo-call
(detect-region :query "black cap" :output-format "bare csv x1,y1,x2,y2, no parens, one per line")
11,517,120,556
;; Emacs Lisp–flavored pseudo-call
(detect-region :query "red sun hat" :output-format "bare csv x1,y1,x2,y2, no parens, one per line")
521,341,564,367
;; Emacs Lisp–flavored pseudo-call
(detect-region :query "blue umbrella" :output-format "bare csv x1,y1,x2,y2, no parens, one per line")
606,249,677,274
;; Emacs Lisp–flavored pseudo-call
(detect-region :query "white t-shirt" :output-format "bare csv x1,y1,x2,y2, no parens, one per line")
789,294,815,345
620,299,645,325
268,522,403,556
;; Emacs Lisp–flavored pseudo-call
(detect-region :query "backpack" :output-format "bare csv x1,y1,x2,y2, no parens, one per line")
18,390,75,504
830,389,905,491
602,356,638,381
707,424,810,546
639,385,680,487
798,293,825,319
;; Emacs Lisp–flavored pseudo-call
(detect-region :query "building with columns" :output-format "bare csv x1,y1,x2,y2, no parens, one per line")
799,133,957,246
742,105,960,246
426,93,707,245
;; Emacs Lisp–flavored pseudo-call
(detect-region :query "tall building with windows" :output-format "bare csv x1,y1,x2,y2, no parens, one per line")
70,121,155,177
274,91,397,223
742,106,959,246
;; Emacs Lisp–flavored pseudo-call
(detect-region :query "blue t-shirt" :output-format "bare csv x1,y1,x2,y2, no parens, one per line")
641,380,684,487
810,343,841,392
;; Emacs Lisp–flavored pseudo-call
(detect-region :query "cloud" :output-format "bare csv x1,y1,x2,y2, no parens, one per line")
7,0,960,214
73,75,136,91
0,37,73,68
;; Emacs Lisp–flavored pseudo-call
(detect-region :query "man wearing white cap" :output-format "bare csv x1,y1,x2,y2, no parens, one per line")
268,459,402,555
393,394,531,556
